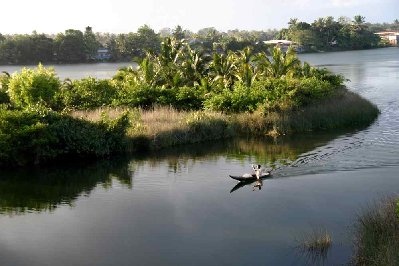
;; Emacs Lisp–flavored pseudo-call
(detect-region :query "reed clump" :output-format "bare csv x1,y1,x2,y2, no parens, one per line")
266,87,380,136
353,197,399,266
300,229,332,252
296,227,332,265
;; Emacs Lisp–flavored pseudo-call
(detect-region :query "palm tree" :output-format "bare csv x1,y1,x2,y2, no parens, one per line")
153,37,186,88
180,45,209,86
208,52,237,90
255,46,300,78
232,47,257,87
352,15,366,31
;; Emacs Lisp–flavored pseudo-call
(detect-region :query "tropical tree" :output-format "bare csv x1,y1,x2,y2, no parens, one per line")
135,25,161,56
180,45,209,86
83,26,100,60
54,29,86,63
30,32,54,63
256,46,300,78
172,25,185,40
232,47,257,87
352,15,366,31
208,52,236,90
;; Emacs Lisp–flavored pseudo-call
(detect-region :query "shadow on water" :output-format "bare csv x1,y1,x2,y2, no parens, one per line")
0,128,357,215
0,158,132,215
230,179,266,193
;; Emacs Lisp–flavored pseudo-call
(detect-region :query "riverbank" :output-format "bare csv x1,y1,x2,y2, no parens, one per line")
71,86,379,153
0,87,378,168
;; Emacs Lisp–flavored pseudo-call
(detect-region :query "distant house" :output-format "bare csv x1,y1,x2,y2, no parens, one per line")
375,32,399,45
263,40,304,53
95,48,111,60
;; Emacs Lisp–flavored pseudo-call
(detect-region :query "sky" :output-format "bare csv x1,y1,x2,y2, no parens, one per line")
0,0,397,34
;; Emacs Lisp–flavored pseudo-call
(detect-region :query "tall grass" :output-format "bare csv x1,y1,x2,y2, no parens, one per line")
68,87,379,154
138,108,233,150
353,197,399,266
280,88,380,134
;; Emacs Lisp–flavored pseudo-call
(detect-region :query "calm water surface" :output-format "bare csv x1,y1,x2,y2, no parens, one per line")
1,48,398,265
0,62,136,79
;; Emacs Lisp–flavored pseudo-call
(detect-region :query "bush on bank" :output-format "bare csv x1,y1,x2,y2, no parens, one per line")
0,106,130,166
57,77,117,110
7,64,60,108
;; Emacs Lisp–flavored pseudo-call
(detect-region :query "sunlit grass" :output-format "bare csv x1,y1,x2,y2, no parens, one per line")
66,87,379,153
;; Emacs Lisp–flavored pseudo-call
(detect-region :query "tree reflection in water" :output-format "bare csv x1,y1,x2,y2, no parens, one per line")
0,130,348,215
0,158,132,215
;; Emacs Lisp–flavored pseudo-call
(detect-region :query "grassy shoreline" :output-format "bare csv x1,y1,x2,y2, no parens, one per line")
0,86,378,167
131,87,379,152
70,86,379,153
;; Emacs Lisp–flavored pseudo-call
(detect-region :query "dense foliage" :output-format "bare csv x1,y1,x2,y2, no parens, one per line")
0,39,344,113
7,64,60,108
0,25,275,64
57,78,117,109
278,16,385,51
1,15,394,65
0,40,354,166
0,106,130,166
105,38,344,112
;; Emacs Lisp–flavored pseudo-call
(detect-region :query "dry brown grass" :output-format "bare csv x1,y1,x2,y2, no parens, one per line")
65,87,379,152
68,107,130,122
138,106,189,136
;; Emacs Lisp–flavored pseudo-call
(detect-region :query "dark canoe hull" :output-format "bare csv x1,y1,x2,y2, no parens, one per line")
229,172,271,182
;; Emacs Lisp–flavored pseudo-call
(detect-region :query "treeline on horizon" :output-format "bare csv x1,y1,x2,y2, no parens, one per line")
277,15,399,51
0,16,398,65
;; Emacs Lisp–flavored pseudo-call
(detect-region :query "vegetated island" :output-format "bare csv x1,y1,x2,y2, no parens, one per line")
0,38,379,167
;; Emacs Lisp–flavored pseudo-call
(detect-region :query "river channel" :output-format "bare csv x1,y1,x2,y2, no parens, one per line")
0,47,398,265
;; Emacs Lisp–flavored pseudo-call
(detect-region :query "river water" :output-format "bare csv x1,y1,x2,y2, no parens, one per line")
0,48,398,265
0,62,136,80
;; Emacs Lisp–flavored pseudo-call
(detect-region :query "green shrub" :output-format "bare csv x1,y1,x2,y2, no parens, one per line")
0,72,10,104
0,107,130,166
204,77,337,113
0,106,56,165
48,112,129,157
257,77,334,111
287,77,333,107
113,82,159,108
309,67,345,87
172,86,205,110
7,64,60,108
58,77,117,110
204,82,267,113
